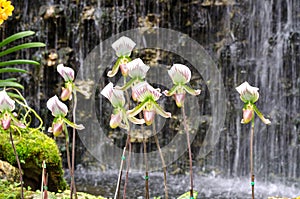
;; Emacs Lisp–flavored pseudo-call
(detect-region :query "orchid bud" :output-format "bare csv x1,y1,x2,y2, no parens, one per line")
120,63,128,76
174,93,185,108
1,113,11,130
109,113,122,129
53,121,63,137
242,108,253,124
143,110,156,126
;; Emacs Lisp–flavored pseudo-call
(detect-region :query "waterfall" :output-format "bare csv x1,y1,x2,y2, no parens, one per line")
1,0,299,198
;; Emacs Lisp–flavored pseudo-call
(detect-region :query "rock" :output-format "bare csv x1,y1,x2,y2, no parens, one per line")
0,160,20,182
0,129,67,192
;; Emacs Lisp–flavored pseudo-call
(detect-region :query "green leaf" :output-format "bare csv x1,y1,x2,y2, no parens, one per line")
0,42,46,57
7,92,24,100
0,31,35,48
177,191,198,199
0,59,40,67
0,68,27,74
0,80,24,89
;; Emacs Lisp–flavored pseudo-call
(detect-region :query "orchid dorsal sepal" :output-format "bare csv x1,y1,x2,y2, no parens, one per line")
57,64,75,82
47,95,68,117
0,90,15,112
168,64,192,84
112,36,136,57
252,104,271,125
101,82,125,108
236,81,259,104
126,58,150,79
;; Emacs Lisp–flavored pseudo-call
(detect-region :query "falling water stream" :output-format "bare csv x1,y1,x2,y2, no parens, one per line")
1,0,299,198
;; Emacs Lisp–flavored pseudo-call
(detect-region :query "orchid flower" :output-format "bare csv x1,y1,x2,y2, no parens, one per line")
117,58,150,90
47,95,84,136
57,64,75,101
163,64,201,107
127,81,171,126
108,36,136,77
0,90,26,130
236,81,271,125
101,82,144,129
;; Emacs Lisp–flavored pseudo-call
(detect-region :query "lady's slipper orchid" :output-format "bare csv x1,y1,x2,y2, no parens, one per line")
101,82,144,129
108,36,136,77
0,90,15,112
61,82,73,101
57,64,75,82
236,81,271,125
47,95,68,117
163,64,201,107
236,81,259,103
128,81,171,126
117,58,150,90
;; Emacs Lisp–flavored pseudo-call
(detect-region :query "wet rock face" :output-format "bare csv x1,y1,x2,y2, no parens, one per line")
0,160,20,183
0,0,299,187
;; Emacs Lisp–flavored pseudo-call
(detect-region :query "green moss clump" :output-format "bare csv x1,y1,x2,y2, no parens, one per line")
0,129,67,192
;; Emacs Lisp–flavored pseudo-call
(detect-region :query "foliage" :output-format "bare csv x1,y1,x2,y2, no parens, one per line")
0,30,45,91
0,128,67,192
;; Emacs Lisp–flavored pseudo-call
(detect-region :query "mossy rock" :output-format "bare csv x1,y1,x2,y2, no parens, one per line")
0,129,67,192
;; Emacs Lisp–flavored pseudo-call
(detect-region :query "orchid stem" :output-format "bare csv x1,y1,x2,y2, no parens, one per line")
182,103,194,198
143,136,149,199
123,133,132,199
71,90,77,199
114,146,127,199
64,126,72,199
250,116,255,199
9,129,24,199
152,121,168,199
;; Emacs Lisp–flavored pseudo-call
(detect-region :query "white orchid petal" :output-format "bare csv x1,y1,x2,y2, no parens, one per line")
127,58,150,78
101,82,125,107
57,64,75,81
168,64,191,84
0,90,15,112
132,81,162,102
112,36,136,57
236,81,259,103
47,95,68,117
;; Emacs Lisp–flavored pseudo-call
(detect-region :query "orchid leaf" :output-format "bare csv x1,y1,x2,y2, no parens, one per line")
0,42,46,57
0,31,36,48
0,80,24,89
0,68,27,74
177,191,198,199
0,60,40,67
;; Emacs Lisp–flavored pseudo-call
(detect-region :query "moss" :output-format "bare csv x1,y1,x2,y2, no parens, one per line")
0,179,106,199
0,128,67,192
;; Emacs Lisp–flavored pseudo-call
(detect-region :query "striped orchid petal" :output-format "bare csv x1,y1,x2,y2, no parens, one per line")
57,64,75,82
101,82,125,108
0,90,15,112
168,64,191,84
236,81,259,103
47,95,68,117
127,58,150,79
112,36,136,57
132,81,161,102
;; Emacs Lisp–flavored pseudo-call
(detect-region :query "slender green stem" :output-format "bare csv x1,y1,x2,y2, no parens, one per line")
152,121,168,199
9,129,23,199
250,116,255,199
71,90,77,199
182,103,194,198
64,125,72,199
143,137,149,199
114,146,127,199
123,133,132,199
